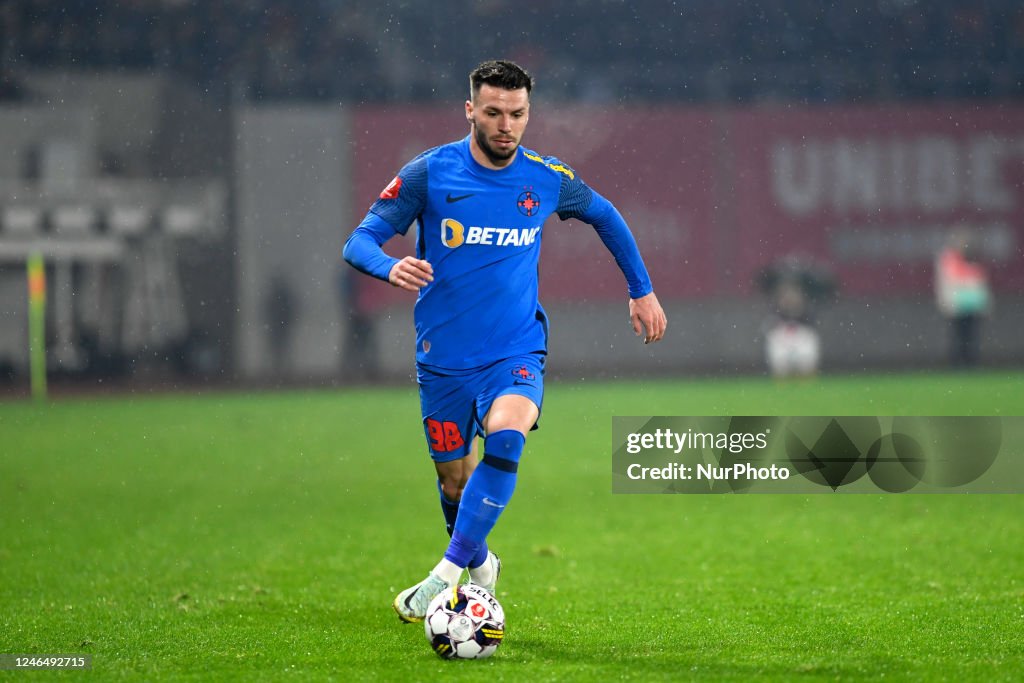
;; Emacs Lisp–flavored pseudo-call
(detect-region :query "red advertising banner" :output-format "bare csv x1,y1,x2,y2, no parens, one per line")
350,103,1024,308
728,105,1024,296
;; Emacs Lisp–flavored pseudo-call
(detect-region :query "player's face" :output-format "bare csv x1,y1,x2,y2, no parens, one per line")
466,85,530,169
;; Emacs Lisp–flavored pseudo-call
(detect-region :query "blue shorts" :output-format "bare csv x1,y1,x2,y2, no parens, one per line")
417,353,545,463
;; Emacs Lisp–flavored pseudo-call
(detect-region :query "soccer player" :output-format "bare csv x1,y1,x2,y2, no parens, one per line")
343,59,667,622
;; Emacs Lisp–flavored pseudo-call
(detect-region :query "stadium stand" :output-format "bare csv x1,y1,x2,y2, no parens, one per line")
0,0,1021,104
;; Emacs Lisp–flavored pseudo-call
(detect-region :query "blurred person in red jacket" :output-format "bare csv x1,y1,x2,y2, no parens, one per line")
935,230,991,367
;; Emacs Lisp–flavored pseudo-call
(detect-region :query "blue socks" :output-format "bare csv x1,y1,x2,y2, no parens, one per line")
444,430,525,568
437,480,490,569
437,480,460,538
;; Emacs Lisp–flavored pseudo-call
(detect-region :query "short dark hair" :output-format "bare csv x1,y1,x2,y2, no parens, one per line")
469,60,533,99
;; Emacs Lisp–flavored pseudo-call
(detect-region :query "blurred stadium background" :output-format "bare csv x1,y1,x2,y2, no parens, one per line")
3,4,1024,679
0,0,1022,390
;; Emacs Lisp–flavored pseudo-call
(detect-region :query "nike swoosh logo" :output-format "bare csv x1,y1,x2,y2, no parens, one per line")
446,193,474,203
403,586,422,610
482,497,505,509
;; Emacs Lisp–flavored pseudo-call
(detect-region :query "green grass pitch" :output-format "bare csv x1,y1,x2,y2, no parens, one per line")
1,372,1023,681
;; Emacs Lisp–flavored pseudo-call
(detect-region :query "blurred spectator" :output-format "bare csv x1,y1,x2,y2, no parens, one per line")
338,268,378,381
757,255,837,378
935,230,991,368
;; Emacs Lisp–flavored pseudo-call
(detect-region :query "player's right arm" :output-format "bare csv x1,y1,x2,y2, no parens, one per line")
342,156,433,291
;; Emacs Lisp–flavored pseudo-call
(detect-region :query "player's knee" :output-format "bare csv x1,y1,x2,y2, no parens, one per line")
485,396,539,435
439,478,463,502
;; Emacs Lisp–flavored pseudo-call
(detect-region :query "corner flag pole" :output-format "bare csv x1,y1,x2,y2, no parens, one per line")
27,252,47,401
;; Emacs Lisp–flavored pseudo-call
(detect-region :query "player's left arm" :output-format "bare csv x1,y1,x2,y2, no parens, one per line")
557,173,667,344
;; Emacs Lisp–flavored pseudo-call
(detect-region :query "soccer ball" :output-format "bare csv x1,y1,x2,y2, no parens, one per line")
423,583,505,659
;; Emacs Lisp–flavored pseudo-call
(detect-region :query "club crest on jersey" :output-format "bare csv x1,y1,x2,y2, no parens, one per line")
440,219,540,249
512,366,536,382
517,190,541,217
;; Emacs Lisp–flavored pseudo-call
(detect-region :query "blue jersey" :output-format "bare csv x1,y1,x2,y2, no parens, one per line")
344,135,653,371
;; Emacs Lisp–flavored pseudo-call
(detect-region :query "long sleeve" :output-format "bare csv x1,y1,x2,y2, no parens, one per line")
343,212,402,282
577,190,654,299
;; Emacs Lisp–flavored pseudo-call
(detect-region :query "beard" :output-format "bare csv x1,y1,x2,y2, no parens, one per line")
473,122,518,164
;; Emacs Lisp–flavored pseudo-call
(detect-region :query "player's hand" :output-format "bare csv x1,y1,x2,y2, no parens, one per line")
629,292,667,344
389,257,434,292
